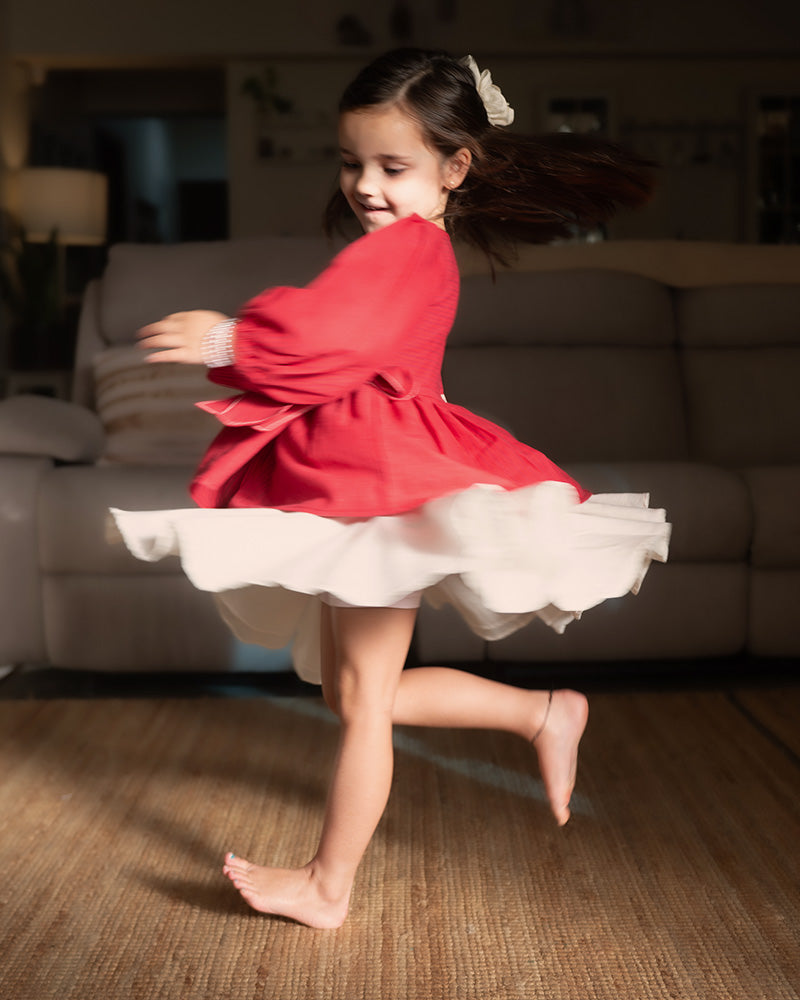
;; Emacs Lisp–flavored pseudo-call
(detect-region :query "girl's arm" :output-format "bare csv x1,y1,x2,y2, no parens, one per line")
134,217,447,405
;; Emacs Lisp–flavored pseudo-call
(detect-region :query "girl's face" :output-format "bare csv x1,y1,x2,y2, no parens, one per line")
338,104,470,234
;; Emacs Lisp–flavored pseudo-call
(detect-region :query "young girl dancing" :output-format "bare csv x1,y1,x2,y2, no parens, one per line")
114,48,669,929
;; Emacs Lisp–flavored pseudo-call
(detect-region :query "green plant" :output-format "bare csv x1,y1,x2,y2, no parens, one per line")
0,213,62,366
240,67,294,116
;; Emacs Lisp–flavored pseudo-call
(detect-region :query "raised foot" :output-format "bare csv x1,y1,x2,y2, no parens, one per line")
532,689,589,827
222,854,350,929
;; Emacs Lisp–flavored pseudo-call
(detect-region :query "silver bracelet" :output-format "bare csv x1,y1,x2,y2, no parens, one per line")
201,318,237,368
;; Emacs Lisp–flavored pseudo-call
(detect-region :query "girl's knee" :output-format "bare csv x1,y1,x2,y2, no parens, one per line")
324,605,415,721
334,661,397,724
321,683,340,717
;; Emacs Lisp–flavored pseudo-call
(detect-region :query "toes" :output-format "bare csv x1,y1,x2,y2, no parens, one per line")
224,853,252,873
228,872,252,893
223,854,260,894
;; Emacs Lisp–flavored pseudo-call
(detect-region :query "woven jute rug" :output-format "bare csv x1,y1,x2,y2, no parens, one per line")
1,686,798,1000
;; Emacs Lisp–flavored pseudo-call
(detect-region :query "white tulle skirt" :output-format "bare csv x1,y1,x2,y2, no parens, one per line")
111,481,670,683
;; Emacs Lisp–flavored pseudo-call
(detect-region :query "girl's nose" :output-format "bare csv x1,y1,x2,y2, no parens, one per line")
354,166,378,197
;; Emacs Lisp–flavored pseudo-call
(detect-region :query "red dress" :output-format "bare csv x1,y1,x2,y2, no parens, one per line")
112,215,669,683
191,215,590,515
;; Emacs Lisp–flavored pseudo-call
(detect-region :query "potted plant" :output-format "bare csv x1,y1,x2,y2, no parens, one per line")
240,67,294,158
0,211,62,370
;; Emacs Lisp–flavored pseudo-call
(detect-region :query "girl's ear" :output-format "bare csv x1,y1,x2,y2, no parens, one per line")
444,147,472,190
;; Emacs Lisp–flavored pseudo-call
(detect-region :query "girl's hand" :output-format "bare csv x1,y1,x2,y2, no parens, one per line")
137,310,230,365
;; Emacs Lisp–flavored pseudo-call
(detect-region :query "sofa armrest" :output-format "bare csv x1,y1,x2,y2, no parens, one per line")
0,455,50,664
0,394,106,462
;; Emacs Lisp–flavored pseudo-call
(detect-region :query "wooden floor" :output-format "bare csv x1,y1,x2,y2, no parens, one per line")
0,684,797,1000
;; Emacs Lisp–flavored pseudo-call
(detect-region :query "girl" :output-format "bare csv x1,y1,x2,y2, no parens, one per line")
115,48,670,930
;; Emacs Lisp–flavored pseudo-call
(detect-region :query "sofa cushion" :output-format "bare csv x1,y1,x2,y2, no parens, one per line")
39,465,198,574
452,270,676,346
93,346,229,464
43,575,239,671
683,348,800,466
488,563,748,661
677,284,800,348
742,466,800,568
678,284,800,467
443,346,687,463
0,457,50,664
749,569,800,656
445,270,685,463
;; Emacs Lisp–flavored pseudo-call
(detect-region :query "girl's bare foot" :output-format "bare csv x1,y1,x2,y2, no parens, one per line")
530,689,589,826
222,854,350,929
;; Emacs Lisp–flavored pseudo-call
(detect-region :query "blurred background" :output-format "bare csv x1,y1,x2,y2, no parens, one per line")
1,0,799,377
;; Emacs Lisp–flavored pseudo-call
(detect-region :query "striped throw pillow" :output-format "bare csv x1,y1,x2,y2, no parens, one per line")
94,346,229,464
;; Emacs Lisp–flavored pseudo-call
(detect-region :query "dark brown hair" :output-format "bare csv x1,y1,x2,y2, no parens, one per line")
324,48,655,265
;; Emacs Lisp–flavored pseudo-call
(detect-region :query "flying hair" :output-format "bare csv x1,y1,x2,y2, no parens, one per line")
324,48,656,266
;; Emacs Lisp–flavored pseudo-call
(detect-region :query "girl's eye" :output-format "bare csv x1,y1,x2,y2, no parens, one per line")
340,161,359,171
384,167,404,176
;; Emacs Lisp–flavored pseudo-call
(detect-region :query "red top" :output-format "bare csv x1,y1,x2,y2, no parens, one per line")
191,215,589,515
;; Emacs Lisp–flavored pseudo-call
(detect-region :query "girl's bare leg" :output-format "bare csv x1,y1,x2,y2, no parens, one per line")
392,668,588,826
323,607,586,825
223,605,416,928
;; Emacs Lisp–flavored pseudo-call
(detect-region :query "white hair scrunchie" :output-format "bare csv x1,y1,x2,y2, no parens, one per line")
461,55,515,127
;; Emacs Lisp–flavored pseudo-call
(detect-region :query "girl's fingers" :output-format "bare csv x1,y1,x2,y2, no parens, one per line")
137,326,190,360
144,347,186,363
137,313,189,339
143,340,200,364
138,331,179,349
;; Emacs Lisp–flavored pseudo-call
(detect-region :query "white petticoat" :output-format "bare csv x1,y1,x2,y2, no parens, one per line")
111,481,670,684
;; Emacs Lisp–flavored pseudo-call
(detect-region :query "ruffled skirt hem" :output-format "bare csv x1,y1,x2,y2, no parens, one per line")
111,481,670,683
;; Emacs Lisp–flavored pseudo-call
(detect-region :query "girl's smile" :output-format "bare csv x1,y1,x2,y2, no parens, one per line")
338,104,469,233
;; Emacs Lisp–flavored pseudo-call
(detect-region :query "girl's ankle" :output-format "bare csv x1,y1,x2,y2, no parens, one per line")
306,860,354,908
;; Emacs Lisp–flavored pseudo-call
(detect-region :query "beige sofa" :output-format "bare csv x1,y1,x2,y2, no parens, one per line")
1,237,798,677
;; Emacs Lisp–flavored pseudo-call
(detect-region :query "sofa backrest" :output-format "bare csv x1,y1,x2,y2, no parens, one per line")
73,236,800,471
677,284,800,466
444,269,688,463
99,238,339,345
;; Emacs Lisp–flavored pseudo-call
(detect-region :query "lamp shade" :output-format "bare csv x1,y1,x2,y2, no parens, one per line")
18,167,108,245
